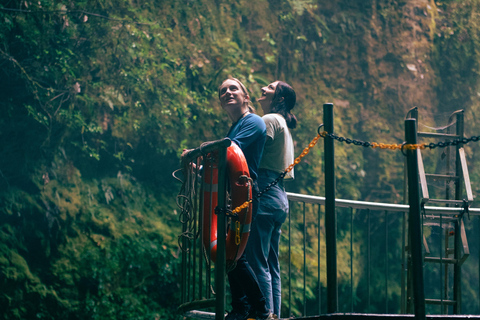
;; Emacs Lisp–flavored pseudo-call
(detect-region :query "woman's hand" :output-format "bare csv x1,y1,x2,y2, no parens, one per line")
181,148,193,159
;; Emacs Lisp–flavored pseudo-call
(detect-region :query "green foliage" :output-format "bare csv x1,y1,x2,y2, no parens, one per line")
1,0,480,317
0,151,180,318
433,0,480,109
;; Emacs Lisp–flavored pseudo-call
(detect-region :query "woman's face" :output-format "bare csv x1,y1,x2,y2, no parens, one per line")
219,79,248,110
258,81,279,114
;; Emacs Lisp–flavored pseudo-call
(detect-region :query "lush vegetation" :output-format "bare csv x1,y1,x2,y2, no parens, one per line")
1,0,480,318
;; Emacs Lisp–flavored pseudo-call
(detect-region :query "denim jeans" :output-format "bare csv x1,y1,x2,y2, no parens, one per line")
227,181,269,316
245,169,288,316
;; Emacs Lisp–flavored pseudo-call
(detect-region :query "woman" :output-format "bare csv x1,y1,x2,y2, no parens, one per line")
246,81,297,318
218,78,272,320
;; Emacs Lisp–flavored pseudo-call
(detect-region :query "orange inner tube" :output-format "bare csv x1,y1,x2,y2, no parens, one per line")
202,143,253,263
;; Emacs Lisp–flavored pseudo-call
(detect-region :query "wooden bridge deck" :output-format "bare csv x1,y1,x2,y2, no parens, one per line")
184,311,480,320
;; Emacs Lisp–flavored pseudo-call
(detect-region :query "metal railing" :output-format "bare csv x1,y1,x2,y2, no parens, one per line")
178,185,480,319
177,138,231,320
283,192,480,318
177,105,480,319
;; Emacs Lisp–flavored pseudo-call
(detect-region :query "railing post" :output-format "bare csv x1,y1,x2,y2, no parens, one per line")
324,103,338,313
405,118,426,320
402,107,418,313
215,145,228,320
453,111,464,314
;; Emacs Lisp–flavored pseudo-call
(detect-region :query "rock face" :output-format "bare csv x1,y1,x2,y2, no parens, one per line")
1,0,480,318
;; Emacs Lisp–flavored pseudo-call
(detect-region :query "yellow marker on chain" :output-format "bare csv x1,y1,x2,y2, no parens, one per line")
231,200,252,215
235,220,241,245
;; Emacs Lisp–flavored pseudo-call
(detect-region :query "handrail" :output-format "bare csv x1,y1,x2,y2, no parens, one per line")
286,192,480,216
182,138,232,164
178,191,479,319
285,191,477,317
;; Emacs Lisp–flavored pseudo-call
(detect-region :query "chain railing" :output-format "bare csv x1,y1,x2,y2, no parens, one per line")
319,129,480,151
230,126,480,216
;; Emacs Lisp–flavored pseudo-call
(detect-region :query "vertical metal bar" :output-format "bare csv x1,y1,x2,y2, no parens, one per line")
453,111,464,314
181,198,188,303
441,215,445,314
402,111,416,314
303,202,307,316
350,207,354,312
187,231,191,301
453,217,462,314
385,210,388,313
289,201,292,318
215,145,228,320
318,204,322,314
193,160,199,300
188,167,196,303
445,111,453,313
324,103,337,313
404,107,418,204
446,111,454,201
197,160,204,300
368,209,371,312
401,208,406,313
405,118,426,320
207,163,215,298
187,166,193,302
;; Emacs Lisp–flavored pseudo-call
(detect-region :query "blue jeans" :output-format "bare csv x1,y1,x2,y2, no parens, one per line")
227,181,269,316
246,169,288,316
